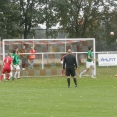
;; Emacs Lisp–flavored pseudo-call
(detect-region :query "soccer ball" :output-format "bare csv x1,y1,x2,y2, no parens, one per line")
110,32,114,36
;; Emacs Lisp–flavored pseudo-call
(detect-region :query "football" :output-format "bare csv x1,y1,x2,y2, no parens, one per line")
110,32,114,36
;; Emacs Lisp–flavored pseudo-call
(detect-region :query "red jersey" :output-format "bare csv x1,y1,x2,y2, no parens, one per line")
29,49,37,53
61,55,66,61
29,49,37,60
3,56,12,68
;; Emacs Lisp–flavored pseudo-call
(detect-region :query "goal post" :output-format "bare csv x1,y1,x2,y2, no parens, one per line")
2,38,96,77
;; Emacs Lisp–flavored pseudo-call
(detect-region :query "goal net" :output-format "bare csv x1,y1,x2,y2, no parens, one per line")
1,38,96,77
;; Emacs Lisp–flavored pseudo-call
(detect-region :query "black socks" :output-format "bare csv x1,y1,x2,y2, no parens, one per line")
67,78,70,87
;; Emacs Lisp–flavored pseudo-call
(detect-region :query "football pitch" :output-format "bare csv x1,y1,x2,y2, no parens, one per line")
0,67,117,117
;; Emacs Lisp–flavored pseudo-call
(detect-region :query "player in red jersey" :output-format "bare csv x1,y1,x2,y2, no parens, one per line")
60,54,67,76
0,53,13,82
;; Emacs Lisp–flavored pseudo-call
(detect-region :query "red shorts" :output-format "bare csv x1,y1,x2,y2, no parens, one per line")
2,67,11,74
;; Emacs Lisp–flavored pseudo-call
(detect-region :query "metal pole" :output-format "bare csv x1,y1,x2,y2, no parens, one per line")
0,37,1,67
42,53,44,69
93,38,96,75
2,40,5,79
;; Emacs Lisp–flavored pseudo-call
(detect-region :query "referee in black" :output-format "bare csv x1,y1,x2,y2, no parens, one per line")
63,49,78,88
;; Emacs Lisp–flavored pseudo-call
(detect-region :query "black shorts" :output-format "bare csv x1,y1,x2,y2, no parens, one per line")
65,67,76,77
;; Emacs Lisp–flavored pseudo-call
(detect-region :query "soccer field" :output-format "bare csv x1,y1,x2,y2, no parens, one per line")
0,67,117,117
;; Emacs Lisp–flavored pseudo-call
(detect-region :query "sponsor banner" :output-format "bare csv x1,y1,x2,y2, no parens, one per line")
98,54,117,66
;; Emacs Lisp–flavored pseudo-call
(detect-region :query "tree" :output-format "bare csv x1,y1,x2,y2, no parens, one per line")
1,0,117,51
48,0,103,38
19,0,44,38
47,0,117,50
0,0,46,39
0,0,22,39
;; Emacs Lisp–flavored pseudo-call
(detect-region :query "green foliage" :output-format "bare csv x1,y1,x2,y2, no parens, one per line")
0,0,45,39
0,0,22,38
0,0,117,49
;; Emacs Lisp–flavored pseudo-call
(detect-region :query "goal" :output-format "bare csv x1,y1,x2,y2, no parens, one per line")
1,38,96,77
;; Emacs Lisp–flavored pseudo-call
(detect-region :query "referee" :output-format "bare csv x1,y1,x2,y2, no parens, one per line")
63,49,78,88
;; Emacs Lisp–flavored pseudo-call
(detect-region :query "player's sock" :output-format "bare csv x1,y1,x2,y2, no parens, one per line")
6,73,10,80
17,71,20,78
92,70,94,76
62,69,64,74
22,64,24,68
81,70,86,75
0,76,1,81
0,74,4,81
10,72,13,78
14,71,18,78
67,78,70,87
60,69,64,76
22,64,25,69
73,78,77,86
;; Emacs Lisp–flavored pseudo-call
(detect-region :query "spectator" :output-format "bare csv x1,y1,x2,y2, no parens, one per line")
15,47,19,53
20,45,27,70
29,46,37,69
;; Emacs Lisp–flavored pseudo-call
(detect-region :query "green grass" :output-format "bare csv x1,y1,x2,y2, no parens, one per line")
1,67,117,117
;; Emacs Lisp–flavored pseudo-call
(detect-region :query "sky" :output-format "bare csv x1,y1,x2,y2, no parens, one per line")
38,23,60,29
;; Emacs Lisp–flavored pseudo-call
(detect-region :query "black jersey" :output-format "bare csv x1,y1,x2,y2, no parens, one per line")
63,54,77,69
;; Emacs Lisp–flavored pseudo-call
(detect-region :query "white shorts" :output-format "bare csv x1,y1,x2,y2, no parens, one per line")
86,61,94,68
61,62,66,68
13,65,20,70
11,65,13,70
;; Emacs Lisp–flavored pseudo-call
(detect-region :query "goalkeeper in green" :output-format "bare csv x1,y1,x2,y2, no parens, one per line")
12,50,20,79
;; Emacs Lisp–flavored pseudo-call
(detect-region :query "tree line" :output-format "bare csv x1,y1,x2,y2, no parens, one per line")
0,0,117,50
